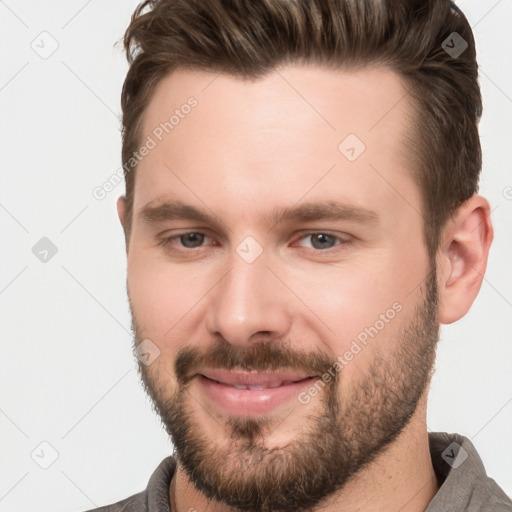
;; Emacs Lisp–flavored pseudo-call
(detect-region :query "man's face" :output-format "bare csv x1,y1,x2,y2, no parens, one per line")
123,65,439,510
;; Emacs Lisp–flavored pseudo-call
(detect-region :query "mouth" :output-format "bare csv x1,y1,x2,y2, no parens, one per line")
194,369,317,416
198,368,315,388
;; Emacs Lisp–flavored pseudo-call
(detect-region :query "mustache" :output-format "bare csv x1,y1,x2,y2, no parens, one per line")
175,339,338,386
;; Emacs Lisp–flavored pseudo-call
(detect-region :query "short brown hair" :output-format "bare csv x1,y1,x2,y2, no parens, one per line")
121,0,482,258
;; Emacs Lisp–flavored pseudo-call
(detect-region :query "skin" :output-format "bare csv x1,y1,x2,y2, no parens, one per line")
117,65,493,511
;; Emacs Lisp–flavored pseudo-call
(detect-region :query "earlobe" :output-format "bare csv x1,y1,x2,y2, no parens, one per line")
438,195,493,325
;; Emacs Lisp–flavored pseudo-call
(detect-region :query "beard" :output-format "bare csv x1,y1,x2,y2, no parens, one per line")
131,265,439,512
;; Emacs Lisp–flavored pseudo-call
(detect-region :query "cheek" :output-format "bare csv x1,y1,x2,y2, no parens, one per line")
127,252,195,340
128,252,219,368
288,262,404,333
285,257,420,371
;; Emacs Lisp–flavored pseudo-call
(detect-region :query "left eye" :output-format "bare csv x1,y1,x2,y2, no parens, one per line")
158,232,212,250
297,233,342,250
177,232,206,248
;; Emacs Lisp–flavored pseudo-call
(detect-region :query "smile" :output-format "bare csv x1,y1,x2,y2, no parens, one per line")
195,369,316,416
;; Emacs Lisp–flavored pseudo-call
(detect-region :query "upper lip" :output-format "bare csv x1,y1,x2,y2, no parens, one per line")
198,369,314,387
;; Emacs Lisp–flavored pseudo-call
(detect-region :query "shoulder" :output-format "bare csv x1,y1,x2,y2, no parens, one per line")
83,491,147,512
80,456,177,512
427,432,512,511
469,478,512,512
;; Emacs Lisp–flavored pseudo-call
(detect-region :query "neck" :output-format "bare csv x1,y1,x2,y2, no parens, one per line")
170,400,439,512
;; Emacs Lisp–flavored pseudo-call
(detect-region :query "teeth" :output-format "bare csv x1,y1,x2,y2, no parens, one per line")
208,377,308,389
232,383,284,390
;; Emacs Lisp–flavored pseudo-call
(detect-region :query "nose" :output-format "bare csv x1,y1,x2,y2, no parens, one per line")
205,249,293,347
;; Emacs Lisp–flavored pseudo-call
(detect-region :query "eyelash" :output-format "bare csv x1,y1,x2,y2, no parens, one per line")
157,231,353,253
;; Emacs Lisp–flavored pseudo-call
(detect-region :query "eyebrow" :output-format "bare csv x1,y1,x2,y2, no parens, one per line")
139,199,379,229
266,200,379,227
140,200,220,226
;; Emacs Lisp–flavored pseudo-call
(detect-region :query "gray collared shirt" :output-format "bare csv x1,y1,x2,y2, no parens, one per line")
85,432,512,511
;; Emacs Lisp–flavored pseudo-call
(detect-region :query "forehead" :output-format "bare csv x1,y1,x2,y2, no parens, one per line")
135,64,419,227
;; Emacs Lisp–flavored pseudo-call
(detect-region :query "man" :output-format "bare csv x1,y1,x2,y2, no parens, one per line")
89,0,511,510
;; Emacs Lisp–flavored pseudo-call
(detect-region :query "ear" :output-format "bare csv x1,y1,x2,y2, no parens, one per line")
117,195,127,229
117,195,129,252
437,194,493,324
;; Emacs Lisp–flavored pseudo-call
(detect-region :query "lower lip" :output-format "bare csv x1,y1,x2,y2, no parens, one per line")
196,375,315,416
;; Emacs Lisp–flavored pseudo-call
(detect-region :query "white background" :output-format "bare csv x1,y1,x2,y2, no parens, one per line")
0,1,511,510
